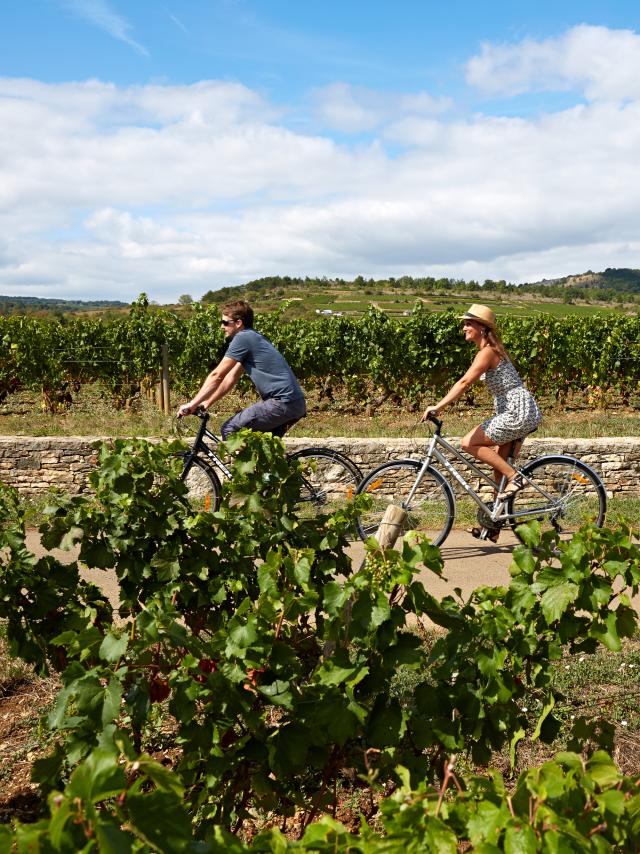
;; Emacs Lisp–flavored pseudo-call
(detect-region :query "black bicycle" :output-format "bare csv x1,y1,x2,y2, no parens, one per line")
176,409,362,523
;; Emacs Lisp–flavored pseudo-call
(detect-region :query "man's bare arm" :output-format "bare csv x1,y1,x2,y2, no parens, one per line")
177,358,243,417
201,361,244,409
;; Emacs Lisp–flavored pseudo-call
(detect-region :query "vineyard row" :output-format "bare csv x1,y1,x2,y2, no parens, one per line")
2,294,640,411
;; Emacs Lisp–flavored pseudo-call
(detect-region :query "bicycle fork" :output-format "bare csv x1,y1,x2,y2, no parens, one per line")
403,438,440,507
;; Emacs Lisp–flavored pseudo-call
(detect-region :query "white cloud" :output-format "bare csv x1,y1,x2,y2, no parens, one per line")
312,82,452,133
61,0,149,56
466,24,640,101
2,26,640,302
168,12,190,36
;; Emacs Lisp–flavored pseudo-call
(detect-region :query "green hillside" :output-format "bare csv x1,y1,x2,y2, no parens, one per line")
199,271,640,320
546,268,640,293
2,267,639,320
0,295,128,315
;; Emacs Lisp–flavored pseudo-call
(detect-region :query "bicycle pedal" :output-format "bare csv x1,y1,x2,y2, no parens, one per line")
479,526,501,543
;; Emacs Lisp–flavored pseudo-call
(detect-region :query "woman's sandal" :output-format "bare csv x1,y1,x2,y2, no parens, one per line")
497,472,526,501
468,526,501,543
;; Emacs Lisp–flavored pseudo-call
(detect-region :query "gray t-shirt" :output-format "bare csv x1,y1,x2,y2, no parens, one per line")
225,329,305,403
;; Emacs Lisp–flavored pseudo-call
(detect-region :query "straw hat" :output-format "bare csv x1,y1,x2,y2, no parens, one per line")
460,304,496,329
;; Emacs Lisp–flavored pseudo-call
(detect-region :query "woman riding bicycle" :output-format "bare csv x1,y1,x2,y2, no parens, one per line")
421,304,542,533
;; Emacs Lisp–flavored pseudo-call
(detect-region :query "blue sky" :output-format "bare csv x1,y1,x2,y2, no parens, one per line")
6,2,636,110
1,1,640,301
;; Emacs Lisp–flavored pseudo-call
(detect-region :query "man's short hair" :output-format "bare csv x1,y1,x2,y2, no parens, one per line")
221,300,254,328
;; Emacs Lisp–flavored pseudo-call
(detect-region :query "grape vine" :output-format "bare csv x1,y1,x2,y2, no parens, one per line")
2,296,639,412
0,433,639,849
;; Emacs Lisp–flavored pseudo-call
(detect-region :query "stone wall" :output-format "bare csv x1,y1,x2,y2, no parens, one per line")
1,435,639,499
286,437,640,499
0,436,103,496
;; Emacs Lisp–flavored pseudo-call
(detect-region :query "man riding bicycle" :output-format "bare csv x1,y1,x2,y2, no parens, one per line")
177,300,306,437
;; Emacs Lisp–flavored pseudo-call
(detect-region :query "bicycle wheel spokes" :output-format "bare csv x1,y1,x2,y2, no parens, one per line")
356,460,454,546
292,450,360,521
178,454,221,513
509,457,606,541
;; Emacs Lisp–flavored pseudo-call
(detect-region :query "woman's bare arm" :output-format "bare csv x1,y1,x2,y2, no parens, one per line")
422,347,498,418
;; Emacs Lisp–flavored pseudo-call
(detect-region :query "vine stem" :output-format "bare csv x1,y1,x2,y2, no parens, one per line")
274,608,286,640
434,756,461,817
587,822,608,838
299,745,341,837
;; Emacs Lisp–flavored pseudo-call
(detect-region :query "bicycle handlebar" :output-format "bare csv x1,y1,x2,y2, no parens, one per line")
174,405,209,437
426,413,443,433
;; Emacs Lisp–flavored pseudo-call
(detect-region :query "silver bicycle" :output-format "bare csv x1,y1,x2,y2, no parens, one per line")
176,409,362,523
355,414,606,546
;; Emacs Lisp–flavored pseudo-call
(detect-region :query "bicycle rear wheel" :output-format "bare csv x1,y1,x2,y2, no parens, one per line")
508,455,606,542
177,453,221,513
288,448,361,524
355,460,455,546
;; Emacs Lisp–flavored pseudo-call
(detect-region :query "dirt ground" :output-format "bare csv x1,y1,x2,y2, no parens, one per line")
0,668,59,823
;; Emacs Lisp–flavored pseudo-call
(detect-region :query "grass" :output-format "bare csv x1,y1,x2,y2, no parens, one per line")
0,489,72,529
550,641,640,778
2,385,640,439
0,387,171,438
554,643,640,725
607,496,640,526
418,297,628,319
262,287,639,321
292,407,640,440
390,630,640,778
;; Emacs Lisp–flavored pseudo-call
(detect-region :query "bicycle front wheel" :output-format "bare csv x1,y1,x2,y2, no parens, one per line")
288,448,361,523
508,455,606,542
355,460,455,546
177,453,221,513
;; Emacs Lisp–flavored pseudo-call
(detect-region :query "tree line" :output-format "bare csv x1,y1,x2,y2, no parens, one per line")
200,269,640,306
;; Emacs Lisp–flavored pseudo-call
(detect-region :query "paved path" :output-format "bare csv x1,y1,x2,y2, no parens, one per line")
25,529,519,608
349,531,519,598
25,532,122,611
21,528,640,617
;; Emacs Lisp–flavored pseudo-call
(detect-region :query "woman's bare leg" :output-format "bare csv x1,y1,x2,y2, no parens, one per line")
492,440,520,486
461,426,516,486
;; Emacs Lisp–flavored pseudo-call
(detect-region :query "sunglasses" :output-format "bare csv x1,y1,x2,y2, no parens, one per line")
220,319,235,327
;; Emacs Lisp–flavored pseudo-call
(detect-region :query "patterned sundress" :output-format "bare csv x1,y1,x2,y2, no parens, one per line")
480,358,542,444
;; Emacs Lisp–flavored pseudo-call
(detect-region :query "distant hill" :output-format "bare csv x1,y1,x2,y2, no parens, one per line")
3,267,639,319
0,295,129,314
528,268,640,294
579,268,640,292
201,269,640,306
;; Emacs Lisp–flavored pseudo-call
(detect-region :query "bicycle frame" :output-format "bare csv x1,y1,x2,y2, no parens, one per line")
181,412,233,480
179,411,363,518
414,419,564,526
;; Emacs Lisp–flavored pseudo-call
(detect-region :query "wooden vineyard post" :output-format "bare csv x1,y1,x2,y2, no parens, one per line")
373,504,409,606
352,503,409,616
375,504,407,548
161,343,170,415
